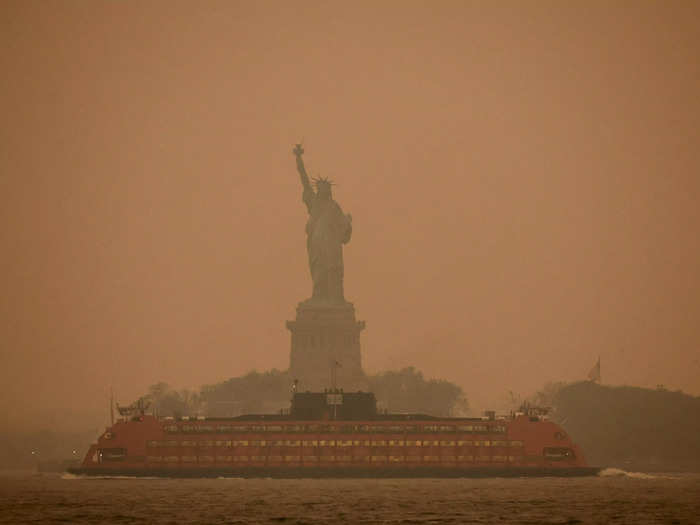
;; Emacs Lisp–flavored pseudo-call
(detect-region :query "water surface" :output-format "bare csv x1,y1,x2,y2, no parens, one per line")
1,469,698,524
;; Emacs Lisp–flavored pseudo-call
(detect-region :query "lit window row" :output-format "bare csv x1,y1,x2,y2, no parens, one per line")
162,424,508,434
148,439,524,448
146,455,523,463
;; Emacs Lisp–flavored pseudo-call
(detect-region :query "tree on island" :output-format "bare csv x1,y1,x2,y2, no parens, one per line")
139,382,201,418
368,367,469,417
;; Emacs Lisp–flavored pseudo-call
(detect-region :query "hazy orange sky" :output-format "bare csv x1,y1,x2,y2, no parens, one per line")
2,1,699,431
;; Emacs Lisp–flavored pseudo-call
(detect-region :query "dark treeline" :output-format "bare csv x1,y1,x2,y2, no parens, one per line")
546,381,700,472
142,367,468,419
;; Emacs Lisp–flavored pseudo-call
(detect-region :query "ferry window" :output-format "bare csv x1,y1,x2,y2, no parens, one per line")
231,426,249,432
199,441,214,447
491,440,507,447
509,440,524,447
216,456,232,462
215,440,232,447
233,440,248,446
304,424,320,432
147,456,162,462
492,455,506,462
319,425,336,433
286,425,302,432
405,440,420,447
181,456,196,463
285,441,300,447
181,440,197,447
181,425,195,433
340,425,355,433
403,425,418,433
266,425,284,432
388,440,404,446
370,440,386,446
543,447,575,460
302,440,318,447
147,441,159,448
457,425,473,432
217,426,232,433
423,425,438,432
554,431,566,440
439,441,455,446
357,425,370,432
493,426,507,433
100,448,127,461
438,425,455,432
164,440,177,447
198,455,214,462
164,456,178,462
387,426,404,433
285,455,301,461
457,440,472,446
250,425,265,432
198,426,215,433
163,425,178,433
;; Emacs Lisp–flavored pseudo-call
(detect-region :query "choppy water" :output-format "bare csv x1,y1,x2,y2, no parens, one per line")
1,469,699,524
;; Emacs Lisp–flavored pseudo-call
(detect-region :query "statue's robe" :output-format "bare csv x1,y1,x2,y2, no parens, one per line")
303,187,352,304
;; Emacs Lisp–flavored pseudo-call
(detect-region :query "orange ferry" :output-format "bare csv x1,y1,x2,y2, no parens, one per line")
70,390,597,477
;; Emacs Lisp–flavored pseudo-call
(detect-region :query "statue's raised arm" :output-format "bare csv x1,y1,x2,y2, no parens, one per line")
293,144,314,213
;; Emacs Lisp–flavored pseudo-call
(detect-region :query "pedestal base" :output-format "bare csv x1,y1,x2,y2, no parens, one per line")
286,302,367,392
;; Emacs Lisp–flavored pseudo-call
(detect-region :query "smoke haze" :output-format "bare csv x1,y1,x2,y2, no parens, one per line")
2,1,699,432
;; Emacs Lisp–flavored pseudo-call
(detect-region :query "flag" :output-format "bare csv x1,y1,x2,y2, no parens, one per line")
587,357,601,383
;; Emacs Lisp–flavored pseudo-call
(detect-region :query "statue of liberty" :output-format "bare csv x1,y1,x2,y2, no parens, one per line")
293,144,353,305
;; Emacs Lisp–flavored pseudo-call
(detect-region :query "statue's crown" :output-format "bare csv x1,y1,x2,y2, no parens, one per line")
312,176,334,190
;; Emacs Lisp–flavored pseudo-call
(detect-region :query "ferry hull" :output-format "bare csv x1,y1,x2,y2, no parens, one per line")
68,465,600,478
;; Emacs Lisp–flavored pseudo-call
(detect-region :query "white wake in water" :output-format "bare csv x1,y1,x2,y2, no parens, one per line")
598,467,665,480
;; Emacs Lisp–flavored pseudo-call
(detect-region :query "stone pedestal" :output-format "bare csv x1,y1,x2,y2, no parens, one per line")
286,302,367,392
